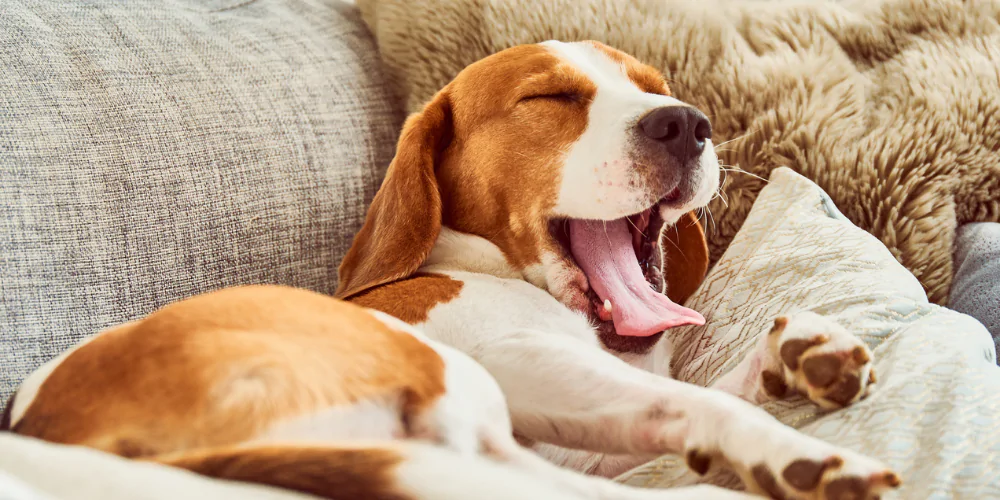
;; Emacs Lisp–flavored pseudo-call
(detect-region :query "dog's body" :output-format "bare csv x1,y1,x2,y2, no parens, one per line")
2,42,899,500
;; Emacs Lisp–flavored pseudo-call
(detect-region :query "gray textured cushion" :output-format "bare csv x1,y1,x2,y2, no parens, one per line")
951,223,1000,362
0,0,402,407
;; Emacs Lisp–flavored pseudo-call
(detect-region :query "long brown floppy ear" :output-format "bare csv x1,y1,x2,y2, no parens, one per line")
336,90,453,299
662,211,709,305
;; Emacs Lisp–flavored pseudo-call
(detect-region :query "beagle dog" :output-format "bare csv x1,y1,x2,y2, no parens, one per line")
2,41,900,500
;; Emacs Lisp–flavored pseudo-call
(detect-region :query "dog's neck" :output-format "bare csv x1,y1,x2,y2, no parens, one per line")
421,226,670,369
421,227,527,281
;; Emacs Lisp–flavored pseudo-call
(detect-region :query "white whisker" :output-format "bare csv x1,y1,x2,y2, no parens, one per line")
720,165,769,184
712,125,760,149
662,224,684,255
704,205,717,235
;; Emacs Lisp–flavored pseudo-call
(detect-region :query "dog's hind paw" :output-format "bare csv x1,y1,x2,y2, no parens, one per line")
761,312,877,410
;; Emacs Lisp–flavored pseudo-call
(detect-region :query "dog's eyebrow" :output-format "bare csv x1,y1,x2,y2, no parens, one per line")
513,70,595,101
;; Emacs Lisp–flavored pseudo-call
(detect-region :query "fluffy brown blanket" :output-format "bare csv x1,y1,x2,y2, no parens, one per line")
358,0,1000,304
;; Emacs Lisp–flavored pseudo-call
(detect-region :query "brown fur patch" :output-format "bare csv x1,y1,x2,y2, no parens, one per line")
685,448,712,475
11,286,446,459
155,444,412,500
0,393,14,431
662,211,709,305
782,457,840,490
761,370,789,399
335,88,451,299
770,317,789,335
852,345,870,364
435,45,595,271
751,463,788,500
350,273,463,324
337,45,596,299
584,40,669,95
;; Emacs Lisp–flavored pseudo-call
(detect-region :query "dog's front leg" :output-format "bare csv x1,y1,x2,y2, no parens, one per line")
475,330,899,500
527,442,650,478
479,429,757,500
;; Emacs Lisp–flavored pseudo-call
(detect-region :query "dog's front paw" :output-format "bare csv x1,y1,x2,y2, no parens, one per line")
685,422,901,500
761,312,876,409
740,429,900,500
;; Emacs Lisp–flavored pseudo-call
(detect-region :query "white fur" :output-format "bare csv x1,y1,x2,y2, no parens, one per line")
424,227,522,280
393,443,758,500
399,261,890,494
253,397,406,443
366,308,765,499
541,40,719,224
536,40,722,312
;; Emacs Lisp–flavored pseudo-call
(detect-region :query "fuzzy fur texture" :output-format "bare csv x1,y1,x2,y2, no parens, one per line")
357,0,1000,304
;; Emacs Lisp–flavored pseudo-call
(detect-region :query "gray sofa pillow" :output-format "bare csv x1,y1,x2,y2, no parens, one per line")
951,223,1000,362
0,0,403,406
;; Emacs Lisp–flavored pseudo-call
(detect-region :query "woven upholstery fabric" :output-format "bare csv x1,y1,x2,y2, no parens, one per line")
616,169,1000,498
951,222,1000,362
0,0,402,407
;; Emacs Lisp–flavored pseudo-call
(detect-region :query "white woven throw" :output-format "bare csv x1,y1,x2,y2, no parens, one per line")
617,168,1000,499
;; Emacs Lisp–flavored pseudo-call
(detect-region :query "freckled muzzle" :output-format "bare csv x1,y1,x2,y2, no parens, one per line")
628,105,714,206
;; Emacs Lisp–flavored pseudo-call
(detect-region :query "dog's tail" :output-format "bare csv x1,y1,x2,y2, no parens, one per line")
150,441,581,500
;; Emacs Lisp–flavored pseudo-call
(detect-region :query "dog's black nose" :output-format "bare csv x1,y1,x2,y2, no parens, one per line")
638,106,712,163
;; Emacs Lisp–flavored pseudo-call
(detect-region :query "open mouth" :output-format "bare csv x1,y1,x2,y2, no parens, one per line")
549,187,705,339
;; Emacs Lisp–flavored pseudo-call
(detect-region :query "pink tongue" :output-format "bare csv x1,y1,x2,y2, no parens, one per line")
569,219,705,337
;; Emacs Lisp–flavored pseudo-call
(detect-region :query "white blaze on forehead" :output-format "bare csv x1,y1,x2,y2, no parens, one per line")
540,40,636,93
540,40,687,220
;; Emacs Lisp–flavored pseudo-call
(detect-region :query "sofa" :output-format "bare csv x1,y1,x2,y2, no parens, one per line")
1,2,398,496
2,0,999,498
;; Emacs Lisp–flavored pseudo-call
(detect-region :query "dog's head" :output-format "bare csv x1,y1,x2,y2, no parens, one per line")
338,41,718,352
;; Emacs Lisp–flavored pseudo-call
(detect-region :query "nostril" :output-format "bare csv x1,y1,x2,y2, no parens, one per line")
693,116,712,143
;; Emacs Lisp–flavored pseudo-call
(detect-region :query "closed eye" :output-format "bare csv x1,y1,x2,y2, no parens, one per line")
520,92,584,104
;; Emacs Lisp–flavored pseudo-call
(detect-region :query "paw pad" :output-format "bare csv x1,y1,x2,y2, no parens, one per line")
751,464,788,500
685,449,713,475
824,374,863,407
782,456,842,490
824,476,869,500
779,336,827,371
761,370,789,398
802,353,843,388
